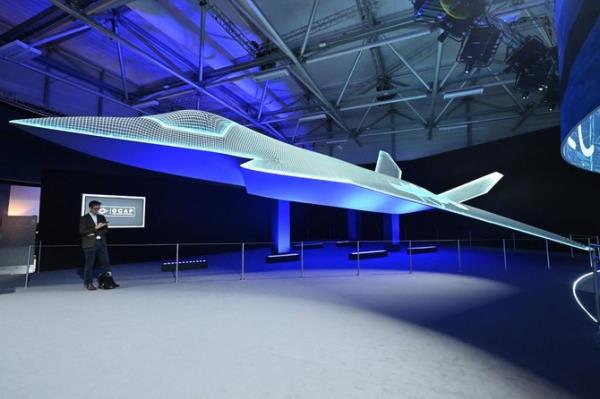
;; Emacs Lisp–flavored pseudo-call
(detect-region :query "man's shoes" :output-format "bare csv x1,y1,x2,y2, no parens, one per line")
85,283,97,291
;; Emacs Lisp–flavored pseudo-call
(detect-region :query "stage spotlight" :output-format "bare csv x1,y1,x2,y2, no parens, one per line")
457,25,502,70
542,74,560,109
464,64,472,74
438,16,474,41
413,0,486,41
414,0,485,22
506,37,556,92
522,91,529,100
506,37,547,71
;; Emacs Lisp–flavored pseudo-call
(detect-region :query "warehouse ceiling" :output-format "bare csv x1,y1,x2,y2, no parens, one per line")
0,0,558,163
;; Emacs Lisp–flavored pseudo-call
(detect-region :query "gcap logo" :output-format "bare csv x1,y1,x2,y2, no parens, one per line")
99,206,136,217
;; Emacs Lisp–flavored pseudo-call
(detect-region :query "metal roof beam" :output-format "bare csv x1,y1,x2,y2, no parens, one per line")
260,76,516,123
131,21,428,102
3,57,145,114
0,0,134,45
29,25,91,47
299,0,320,59
335,49,363,106
0,5,69,44
355,0,387,88
386,41,431,92
240,0,354,139
304,29,431,64
32,53,125,97
49,0,287,141
194,16,423,83
198,2,207,82
111,15,129,101
297,106,558,145
118,16,197,72
137,27,431,102
427,40,443,140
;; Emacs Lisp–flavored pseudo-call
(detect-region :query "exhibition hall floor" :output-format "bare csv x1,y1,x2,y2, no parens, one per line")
1,245,599,399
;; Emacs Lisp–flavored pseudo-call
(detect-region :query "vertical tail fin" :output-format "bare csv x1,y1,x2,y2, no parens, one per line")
375,150,402,179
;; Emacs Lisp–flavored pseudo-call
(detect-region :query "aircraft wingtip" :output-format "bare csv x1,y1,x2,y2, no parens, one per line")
9,118,42,127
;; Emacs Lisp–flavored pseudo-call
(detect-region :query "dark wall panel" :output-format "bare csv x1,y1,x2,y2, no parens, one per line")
389,127,599,241
39,169,273,269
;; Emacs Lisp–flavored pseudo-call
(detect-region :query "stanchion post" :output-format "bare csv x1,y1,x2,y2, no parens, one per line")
457,239,462,273
588,238,592,268
300,241,304,278
37,241,42,274
409,240,413,274
502,239,507,271
468,231,472,248
569,234,574,258
512,231,516,252
241,242,245,280
397,240,401,271
593,248,600,326
24,245,31,288
356,241,360,276
175,243,180,283
545,239,550,271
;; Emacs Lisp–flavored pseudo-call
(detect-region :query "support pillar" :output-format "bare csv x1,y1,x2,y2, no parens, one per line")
272,200,290,254
383,213,401,250
347,209,362,241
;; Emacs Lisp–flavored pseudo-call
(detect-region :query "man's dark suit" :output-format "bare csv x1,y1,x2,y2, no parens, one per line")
79,213,111,285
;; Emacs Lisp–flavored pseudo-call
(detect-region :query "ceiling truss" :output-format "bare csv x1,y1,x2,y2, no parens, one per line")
0,0,558,158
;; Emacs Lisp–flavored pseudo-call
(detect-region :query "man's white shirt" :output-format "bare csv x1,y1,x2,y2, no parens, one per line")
88,212,102,239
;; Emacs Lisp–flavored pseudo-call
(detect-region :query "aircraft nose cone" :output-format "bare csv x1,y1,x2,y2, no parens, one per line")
9,115,151,142
10,116,102,132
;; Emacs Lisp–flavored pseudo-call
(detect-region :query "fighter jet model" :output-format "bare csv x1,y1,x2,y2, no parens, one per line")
10,110,589,251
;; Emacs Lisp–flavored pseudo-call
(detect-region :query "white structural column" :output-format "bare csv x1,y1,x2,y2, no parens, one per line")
383,213,400,247
272,200,291,254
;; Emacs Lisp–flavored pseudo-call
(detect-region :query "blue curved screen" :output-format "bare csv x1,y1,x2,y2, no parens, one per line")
556,0,600,172
561,105,599,172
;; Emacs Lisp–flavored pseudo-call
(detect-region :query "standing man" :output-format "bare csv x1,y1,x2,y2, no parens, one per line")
79,200,116,290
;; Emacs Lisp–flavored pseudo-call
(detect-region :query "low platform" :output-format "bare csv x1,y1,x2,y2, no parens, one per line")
161,259,208,272
406,246,437,254
384,243,403,252
349,249,388,260
266,252,300,263
336,240,351,247
292,242,324,249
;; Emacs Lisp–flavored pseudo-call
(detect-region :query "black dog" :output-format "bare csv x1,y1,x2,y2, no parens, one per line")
97,271,120,289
